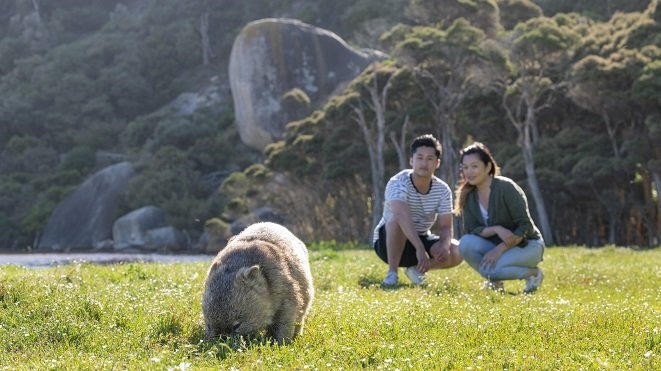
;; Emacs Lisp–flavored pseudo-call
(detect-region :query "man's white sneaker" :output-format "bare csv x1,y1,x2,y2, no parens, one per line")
481,280,504,291
524,268,544,293
382,271,398,286
404,266,426,285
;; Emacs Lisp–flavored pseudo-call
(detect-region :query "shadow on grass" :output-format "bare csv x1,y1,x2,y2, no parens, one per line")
358,274,423,290
196,331,275,360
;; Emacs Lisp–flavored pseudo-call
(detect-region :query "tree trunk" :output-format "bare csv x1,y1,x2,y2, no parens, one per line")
434,111,459,187
600,109,621,158
521,143,554,245
199,12,214,65
31,0,40,21
607,210,618,245
652,170,661,245
519,104,554,244
389,114,409,170
503,88,555,245
352,69,396,239
353,107,384,237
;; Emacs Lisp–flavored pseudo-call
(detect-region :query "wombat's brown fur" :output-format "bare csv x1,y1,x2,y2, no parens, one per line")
202,222,314,345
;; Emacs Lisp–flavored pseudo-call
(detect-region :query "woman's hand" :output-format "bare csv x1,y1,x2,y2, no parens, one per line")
493,226,521,247
480,243,506,270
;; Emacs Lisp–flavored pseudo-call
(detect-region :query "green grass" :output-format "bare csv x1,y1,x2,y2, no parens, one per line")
1,246,660,370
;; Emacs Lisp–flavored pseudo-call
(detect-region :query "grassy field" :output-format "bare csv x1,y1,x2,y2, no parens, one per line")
0,245,659,370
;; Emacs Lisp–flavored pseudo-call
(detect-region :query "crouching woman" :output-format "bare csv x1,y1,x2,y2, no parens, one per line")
454,142,544,293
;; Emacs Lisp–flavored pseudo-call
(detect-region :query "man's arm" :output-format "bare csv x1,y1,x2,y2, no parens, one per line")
389,199,425,251
389,199,432,272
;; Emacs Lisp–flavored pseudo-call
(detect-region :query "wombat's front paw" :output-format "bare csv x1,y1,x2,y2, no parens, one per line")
268,323,296,345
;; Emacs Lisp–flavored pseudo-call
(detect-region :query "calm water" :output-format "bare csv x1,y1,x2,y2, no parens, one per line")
0,253,213,267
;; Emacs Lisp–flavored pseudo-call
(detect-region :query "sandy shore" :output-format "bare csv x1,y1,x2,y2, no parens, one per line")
0,252,213,267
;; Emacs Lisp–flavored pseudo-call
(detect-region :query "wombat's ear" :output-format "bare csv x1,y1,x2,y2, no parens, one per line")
236,265,263,289
237,265,261,282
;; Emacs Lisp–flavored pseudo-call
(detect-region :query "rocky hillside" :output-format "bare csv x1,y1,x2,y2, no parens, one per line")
0,0,655,252
0,0,410,252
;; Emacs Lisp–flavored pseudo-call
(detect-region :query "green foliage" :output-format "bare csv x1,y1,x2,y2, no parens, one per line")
0,247,660,368
497,0,543,30
644,114,661,141
150,117,214,151
139,21,200,101
119,111,166,150
118,146,215,236
266,115,329,177
633,59,661,106
384,19,486,65
0,136,58,174
204,217,229,235
220,171,252,198
0,37,28,74
532,0,652,20
406,0,500,37
60,146,95,173
243,163,273,180
282,88,311,105
46,3,115,43
512,16,580,57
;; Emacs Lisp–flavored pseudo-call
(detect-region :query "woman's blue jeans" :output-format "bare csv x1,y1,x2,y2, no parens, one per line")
459,234,544,281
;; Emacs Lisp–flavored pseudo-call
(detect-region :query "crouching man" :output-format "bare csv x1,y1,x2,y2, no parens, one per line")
373,134,463,286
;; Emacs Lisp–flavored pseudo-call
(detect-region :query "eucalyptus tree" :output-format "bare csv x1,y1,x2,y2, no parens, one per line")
569,49,655,243
495,16,580,245
496,0,543,30
623,1,660,244
634,61,661,244
381,18,487,190
261,61,421,242
533,0,652,20
406,0,501,38
569,3,660,245
569,6,658,159
342,62,416,231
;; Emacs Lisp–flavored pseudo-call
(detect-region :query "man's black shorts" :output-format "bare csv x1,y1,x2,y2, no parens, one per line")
373,225,440,267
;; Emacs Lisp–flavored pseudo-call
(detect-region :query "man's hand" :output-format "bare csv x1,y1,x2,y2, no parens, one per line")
430,241,449,262
416,249,431,273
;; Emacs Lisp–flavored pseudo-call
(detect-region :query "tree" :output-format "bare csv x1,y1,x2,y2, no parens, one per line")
495,16,580,244
569,50,650,158
345,62,409,232
569,7,658,158
570,155,631,245
406,0,501,37
383,18,487,191
533,0,652,20
496,0,543,30
569,6,660,245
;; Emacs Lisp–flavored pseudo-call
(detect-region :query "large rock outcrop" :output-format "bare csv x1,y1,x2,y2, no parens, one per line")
112,206,167,251
113,206,189,252
229,18,385,151
37,162,135,252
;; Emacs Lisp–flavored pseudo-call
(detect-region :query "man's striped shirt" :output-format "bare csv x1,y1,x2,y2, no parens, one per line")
372,169,453,243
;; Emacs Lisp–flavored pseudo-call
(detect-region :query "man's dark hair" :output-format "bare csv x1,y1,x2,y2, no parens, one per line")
410,134,442,159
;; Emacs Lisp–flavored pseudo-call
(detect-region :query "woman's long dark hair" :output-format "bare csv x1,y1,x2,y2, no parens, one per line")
453,142,500,215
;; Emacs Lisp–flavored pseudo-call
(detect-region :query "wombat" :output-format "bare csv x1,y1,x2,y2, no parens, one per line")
202,222,314,345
